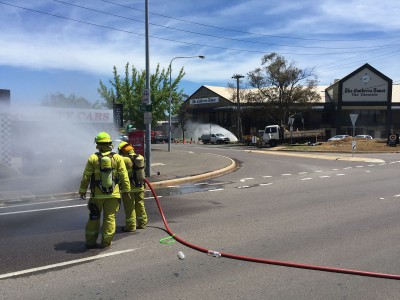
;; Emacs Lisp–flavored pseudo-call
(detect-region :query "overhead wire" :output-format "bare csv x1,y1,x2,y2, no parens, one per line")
100,0,400,43
1,0,400,80
1,0,399,58
49,0,397,51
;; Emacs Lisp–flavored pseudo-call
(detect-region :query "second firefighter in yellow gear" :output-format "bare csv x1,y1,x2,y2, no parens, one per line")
118,141,148,232
79,132,131,248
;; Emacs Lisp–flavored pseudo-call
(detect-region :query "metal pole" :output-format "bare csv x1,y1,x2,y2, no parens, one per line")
144,0,151,177
232,74,244,141
168,55,205,152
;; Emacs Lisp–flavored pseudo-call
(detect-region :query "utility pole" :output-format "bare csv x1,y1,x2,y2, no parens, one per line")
232,74,244,141
144,0,151,177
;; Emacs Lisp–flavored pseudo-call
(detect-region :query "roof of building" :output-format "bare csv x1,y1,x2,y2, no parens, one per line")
201,84,400,104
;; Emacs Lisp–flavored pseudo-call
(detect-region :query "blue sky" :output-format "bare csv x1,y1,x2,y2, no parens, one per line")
1,0,400,105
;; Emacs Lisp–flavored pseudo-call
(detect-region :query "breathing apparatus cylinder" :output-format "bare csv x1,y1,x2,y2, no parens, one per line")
100,156,113,189
134,155,145,184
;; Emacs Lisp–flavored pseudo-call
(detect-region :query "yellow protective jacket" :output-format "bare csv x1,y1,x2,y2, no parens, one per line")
122,150,145,192
79,150,130,199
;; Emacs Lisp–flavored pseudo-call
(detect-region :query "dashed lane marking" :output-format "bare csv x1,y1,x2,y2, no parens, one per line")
0,249,138,279
240,178,254,182
208,188,224,192
0,204,87,216
301,178,313,181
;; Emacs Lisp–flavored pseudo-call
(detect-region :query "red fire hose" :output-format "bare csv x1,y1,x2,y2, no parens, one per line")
145,178,400,280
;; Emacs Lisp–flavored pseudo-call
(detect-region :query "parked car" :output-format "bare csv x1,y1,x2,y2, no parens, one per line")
200,133,230,144
200,133,211,144
328,134,350,141
355,135,373,140
211,133,230,144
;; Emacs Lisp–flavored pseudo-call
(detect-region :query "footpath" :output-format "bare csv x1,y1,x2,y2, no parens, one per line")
0,145,236,205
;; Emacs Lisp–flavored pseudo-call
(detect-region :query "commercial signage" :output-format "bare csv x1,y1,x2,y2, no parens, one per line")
342,69,388,102
10,107,113,123
113,103,123,128
190,97,219,105
128,130,145,156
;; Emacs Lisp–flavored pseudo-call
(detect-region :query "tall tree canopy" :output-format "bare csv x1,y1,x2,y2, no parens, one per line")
247,53,320,127
98,62,185,129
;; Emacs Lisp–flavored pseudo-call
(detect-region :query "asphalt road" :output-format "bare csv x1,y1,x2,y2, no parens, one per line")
1,145,400,299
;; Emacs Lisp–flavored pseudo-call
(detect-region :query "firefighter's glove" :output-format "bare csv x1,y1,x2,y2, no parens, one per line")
80,193,86,200
88,202,100,220
121,192,131,202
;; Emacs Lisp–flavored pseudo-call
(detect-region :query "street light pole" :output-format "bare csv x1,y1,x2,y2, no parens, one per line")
232,74,244,141
144,0,151,177
168,55,205,152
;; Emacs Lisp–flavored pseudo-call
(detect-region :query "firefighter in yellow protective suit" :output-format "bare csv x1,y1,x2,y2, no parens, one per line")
79,132,131,249
118,141,148,232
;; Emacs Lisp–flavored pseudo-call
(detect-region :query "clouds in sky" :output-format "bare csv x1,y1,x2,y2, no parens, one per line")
1,0,400,104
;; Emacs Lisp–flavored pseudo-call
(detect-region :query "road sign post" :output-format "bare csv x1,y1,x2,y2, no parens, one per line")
350,114,358,157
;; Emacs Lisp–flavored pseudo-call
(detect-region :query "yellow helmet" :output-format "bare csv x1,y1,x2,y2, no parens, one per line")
118,141,134,153
118,141,128,151
95,132,112,143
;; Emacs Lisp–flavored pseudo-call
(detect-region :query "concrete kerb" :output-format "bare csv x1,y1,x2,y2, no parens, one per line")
147,156,237,189
244,149,385,163
0,156,237,206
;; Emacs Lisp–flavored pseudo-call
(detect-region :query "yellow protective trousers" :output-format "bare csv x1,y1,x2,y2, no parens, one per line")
85,197,120,247
122,190,148,231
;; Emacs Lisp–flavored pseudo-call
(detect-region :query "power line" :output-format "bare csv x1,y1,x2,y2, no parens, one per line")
3,1,396,57
50,0,393,51
100,0,400,43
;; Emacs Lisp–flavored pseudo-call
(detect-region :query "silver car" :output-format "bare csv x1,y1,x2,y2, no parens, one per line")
328,134,350,141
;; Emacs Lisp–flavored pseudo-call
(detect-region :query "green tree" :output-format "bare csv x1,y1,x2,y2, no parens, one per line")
247,53,320,128
98,62,185,129
42,93,102,108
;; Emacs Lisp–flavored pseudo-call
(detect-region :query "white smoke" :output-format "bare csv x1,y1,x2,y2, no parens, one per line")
172,121,238,142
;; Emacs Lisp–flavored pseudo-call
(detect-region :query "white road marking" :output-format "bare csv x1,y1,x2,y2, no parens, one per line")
259,183,273,186
301,178,312,181
365,170,371,173
319,176,330,178
0,249,138,279
356,166,364,168
167,185,179,188
343,167,352,170
281,174,292,176
394,194,400,197
0,204,87,216
240,178,254,182
0,198,79,209
336,174,346,176
151,163,165,166
315,170,323,173
379,198,385,200
208,188,224,192
262,175,273,178
238,186,250,189
332,169,338,171
298,172,308,175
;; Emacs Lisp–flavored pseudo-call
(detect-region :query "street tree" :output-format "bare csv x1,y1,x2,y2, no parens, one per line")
247,53,320,128
98,62,185,130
